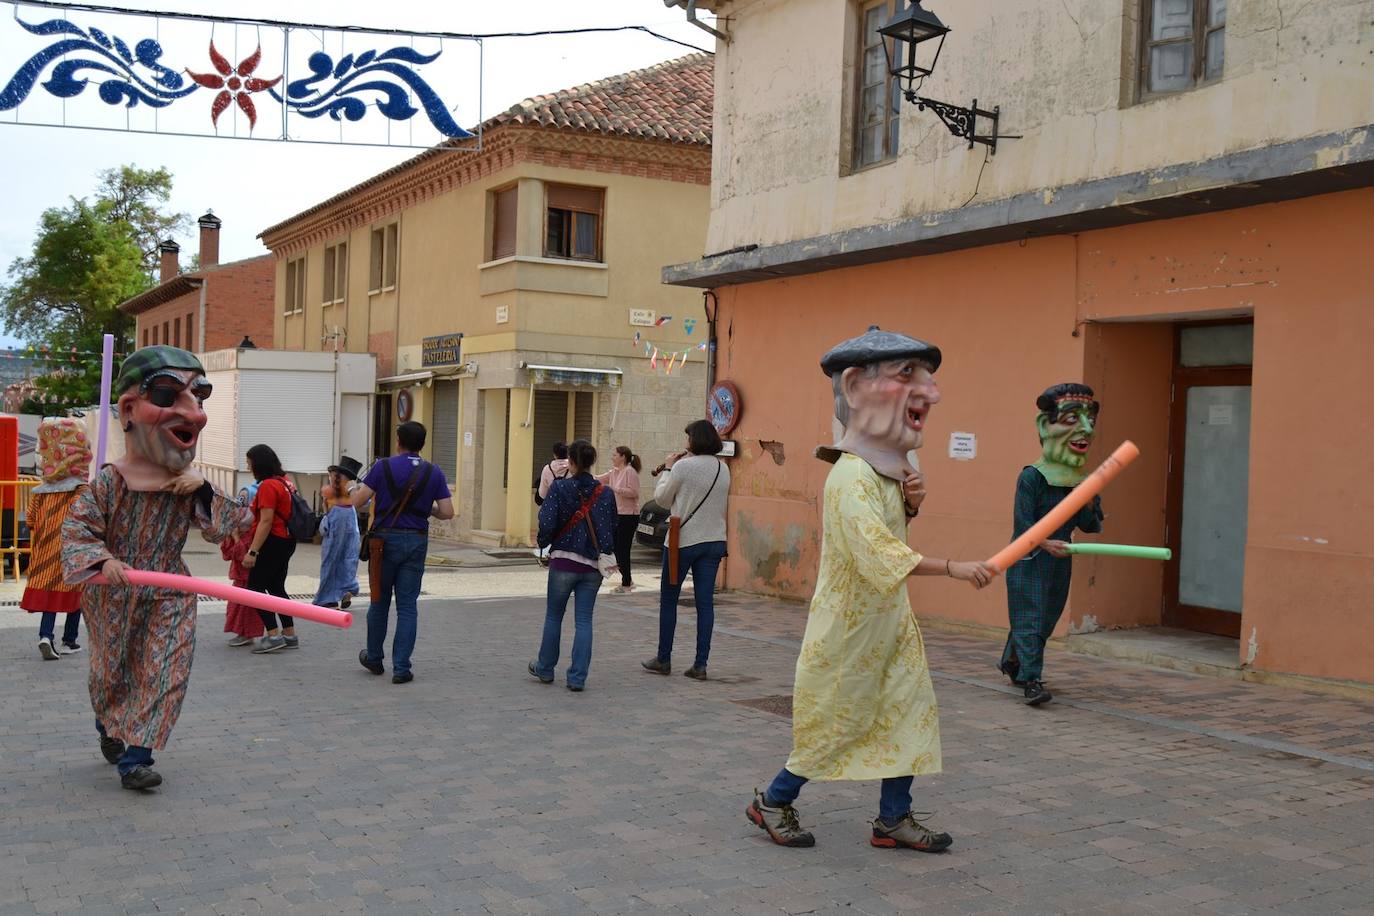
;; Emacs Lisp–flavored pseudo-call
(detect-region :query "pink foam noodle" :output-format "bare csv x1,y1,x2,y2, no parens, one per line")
985,440,1141,574
92,569,352,628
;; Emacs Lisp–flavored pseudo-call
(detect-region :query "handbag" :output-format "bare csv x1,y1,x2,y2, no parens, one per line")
583,509,617,580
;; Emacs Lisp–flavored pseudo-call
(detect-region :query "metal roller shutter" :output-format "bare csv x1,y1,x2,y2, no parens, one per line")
531,390,568,487
573,391,594,441
431,380,459,483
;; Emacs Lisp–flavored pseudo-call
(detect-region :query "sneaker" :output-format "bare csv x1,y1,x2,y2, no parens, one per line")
566,683,584,692
120,765,163,791
746,789,815,848
282,635,300,650
227,635,254,647
392,672,413,685
38,638,60,661
684,666,708,681
610,584,634,594
340,592,353,610
641,656,671,676
99,735,125,765
1023,680,1053,706
60,641,82,654
528,661,554,684
251,635,287,654
870,812,953,852
358,649,385,675
999,658,1024,686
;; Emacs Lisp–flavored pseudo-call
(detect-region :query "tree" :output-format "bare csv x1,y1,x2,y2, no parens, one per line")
0,166,187,410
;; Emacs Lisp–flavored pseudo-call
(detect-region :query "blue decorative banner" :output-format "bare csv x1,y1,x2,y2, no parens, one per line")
0,2,481,149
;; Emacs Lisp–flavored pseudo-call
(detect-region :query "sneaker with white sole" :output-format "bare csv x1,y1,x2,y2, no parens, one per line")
38,638,60,661
227,635,254,647
283,635,300,650
60,641,82,654
251,635,287,654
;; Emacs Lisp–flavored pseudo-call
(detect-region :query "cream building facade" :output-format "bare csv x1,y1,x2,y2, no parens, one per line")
261,54,712,545
664,2,1374,689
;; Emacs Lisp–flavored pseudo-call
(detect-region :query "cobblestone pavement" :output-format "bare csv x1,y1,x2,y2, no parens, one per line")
3,583,1373,915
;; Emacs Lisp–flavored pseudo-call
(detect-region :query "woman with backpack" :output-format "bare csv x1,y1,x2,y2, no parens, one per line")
242,444,298,654
528,440,618,692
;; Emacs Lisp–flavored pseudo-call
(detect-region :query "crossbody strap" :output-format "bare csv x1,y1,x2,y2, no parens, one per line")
552,483,605,543
377,461,430,528
680,459,722,529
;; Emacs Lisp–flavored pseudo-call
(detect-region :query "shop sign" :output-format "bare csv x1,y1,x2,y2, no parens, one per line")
421,332,463,367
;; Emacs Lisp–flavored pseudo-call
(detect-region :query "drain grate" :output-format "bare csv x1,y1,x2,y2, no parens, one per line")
732,695,793,718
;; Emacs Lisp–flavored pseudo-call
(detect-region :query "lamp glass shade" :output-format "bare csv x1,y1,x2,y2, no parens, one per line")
879,1,949,91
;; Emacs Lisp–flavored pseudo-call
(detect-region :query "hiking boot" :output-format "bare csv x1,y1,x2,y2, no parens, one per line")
227,635,254,647
641,657,671,676
871,812,953,852
60,641,82,654
746,789,815,848
282,635,300,650
251,635,286,654
1023,680,1053,706
99,735,125,765
120,766,163,791
38,638,60,661
358,649,385,675
528,661,554,684
684,666,708,681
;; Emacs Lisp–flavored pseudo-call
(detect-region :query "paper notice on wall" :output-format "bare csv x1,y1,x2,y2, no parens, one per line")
495,305,509,324
629,309,656,327
464,431,473,447
1208,404,1233,426
948,432,977,461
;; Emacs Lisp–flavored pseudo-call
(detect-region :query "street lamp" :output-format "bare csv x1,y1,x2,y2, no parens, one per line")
879,1,1010,154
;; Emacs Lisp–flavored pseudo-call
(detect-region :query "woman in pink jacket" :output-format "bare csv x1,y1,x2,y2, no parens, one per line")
597,446,642,593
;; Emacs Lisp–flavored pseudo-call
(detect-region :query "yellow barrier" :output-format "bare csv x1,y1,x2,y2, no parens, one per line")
0,477,39,583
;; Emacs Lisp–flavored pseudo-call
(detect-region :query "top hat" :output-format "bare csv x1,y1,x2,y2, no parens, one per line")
328,455,364,481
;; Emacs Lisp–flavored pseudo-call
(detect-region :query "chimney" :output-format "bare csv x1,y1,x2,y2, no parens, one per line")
158,239,180,283
197,210,222,269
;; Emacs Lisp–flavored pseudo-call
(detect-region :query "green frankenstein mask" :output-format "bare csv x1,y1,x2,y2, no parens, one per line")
1033,383,1100,486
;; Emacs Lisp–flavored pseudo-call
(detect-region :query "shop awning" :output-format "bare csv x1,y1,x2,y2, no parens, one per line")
519,363,623,388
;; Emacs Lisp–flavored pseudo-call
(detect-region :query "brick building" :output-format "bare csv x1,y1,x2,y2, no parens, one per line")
119,213,275,352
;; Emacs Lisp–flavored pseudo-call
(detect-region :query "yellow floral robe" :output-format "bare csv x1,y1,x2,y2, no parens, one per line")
785,453,942,780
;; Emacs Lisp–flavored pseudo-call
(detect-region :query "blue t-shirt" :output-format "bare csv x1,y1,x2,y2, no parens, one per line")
362,453,451,531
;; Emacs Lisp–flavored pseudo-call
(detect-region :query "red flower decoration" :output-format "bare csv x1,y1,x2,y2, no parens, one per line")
186,42,282,130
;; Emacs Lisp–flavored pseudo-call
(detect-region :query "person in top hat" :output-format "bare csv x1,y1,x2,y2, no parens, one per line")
745,326,996,851
61,345,252,791
314,456,363,609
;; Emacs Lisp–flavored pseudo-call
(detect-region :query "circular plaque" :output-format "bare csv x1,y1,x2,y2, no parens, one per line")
708,380,742,436
396,388,414,422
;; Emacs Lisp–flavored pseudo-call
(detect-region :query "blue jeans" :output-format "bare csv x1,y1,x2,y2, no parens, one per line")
533,566,601,688
96,720,154,776
657,540,726,669
364,530,428,677
766,768,915,823
38,612,80,644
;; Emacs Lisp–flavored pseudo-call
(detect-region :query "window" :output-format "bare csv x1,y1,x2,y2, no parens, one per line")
1141,0,1225,96
854,0,902,168
544,185,603,261
186,312,194,350
369,223,398,292
285,255,306,315
142,328,149,347
322,241,347,305
173,316,181,347
162,321,170,344
490,185,518,261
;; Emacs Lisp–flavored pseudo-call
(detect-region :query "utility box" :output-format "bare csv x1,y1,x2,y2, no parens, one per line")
195,348,377,506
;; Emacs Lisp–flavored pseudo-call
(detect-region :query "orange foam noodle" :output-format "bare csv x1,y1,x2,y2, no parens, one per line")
985,441,1140,573
92,569,352,628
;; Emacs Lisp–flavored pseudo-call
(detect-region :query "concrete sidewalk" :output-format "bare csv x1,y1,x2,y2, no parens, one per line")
2,584,1373,914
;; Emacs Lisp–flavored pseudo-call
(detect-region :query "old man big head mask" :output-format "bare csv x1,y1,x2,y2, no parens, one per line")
1033,383,1100,487
818,326,942,482
113,346,212,490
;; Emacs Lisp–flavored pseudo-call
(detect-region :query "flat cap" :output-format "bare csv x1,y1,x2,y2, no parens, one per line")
819,325,942,377
115,345,206,394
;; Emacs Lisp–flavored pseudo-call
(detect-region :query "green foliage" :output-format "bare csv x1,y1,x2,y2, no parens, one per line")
0,165,187,411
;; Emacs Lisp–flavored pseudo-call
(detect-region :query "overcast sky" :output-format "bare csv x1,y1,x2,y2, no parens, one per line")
0,0,716,349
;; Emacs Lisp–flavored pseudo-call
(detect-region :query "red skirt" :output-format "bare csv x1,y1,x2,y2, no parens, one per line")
224,582,265,637
21,587,81,613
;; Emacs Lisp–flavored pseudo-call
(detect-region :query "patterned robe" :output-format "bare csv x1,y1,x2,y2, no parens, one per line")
61,467,250,750
786,453,941,781
999,465,1104,682
21,487,85,613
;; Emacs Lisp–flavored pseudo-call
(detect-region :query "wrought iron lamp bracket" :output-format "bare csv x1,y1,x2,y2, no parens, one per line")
907,93,1008,154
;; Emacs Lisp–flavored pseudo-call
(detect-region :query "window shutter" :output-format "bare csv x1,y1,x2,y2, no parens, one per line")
546,185,603,213
492,186,517,260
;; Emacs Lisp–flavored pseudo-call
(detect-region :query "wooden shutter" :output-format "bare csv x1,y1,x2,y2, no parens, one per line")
546,185,602,213
492,186,517,260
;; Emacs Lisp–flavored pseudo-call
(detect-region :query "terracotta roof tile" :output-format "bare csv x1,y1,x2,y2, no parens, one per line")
487,53,712,145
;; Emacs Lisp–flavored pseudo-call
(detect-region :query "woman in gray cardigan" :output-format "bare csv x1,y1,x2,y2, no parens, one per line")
642,419,731,680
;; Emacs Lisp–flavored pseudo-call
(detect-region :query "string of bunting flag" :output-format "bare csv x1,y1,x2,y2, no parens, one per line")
632,332,710,376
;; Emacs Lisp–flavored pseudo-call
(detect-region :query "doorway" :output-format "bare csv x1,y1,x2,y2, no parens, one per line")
1163,321,1253,638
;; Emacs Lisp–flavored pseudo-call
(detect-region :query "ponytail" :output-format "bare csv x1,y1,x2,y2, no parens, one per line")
616,445,641,473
